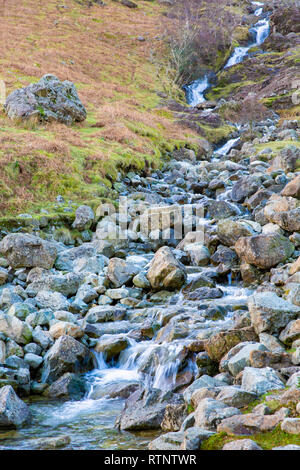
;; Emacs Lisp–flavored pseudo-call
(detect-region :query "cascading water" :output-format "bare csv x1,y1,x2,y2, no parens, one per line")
224,2,270,68
183,75,210,107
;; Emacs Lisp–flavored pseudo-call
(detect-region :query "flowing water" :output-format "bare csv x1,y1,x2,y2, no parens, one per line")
0,1,269,451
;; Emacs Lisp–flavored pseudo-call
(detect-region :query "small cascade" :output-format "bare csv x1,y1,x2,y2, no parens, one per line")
183,75,210,107
224,2,270,69
215,137,240,156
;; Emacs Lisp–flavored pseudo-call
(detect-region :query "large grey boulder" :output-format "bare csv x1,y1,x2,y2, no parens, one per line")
107,258,139,287
216,387,257,408
26,272,83,297
116,388,183,431
241,367,285,395
227,343,267,376
147,246,186,290
223,439,262,450
41,335,93,384
194,398,241,430
0,386,31,429
248,292,300,334
35,290,69,312
5,74,86,125
235,233,294,269
0,234,57,269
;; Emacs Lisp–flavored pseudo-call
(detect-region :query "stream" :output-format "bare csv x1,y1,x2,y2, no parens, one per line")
0,1,270,451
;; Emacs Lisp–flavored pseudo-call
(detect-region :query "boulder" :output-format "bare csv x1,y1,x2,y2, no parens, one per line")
279,319,300,345
0,234,57,269
161,404,187,432
248,292,300,334
281,175,300,198
181,427,216,450
241,367,285,395
116,388,183,431
84,305,127,323
218,407,289,436
95,334,129,361
231,177,260,203
47,372,87,400
0,314,32,345
49,321,84,340
194,398,241,431
223,439,262,450
227,343,267,376
281,418,300,434
147,247,186,290
41,335,93,384
5,74,86,124
217,219,258,247
216,387,257,408
0,386,31,429
148,432,184,451
36,290,69,312
204,328,258,362
235,233,294,269
107,258,139,287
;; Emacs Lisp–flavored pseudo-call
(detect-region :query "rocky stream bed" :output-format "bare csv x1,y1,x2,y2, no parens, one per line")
0,1,300,451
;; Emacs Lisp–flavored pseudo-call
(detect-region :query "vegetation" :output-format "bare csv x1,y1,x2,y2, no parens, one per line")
0,0,200,216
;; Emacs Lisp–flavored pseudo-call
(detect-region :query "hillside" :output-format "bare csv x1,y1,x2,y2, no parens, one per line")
0,0,200,216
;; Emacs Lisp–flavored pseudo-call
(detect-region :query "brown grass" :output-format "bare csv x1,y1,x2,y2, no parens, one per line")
0,0,197,215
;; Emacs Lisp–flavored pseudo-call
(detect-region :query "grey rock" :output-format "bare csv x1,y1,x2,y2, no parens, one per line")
241,367,285,395
0,385,31,429
0,233,57,269
5,74,86,125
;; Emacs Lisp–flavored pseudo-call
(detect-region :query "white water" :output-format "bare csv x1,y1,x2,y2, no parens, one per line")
184,2,270,108
224,4,269,68
215,137,240,156
184,75,209,107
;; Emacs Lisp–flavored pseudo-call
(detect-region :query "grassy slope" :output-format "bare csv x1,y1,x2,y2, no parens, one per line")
0,0,199,216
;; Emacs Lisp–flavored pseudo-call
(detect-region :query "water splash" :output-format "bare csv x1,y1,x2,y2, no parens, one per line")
183,76,210,107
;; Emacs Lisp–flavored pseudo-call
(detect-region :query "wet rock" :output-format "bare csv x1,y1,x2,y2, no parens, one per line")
116,388,184,431
184,287,223,301
0,234,57,269
5,74,86,124
95,334,129,361
222,439,262,450
161,404,187,431
47,372,87,400
183,243,210,266
194,398,241,431
248,292,300,335
235,233,294,269
0,385,31,429
72,205,94,231
241,367,285,395
33,435,71,450
24,353,43,369
147,246,186,290
108,382,140,399
41,335,93,384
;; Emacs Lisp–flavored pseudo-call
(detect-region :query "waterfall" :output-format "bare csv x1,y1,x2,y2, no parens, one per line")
183,75,210,107
224,2,270,69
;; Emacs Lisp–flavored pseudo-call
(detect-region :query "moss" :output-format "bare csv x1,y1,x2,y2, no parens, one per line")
201,426,300,450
